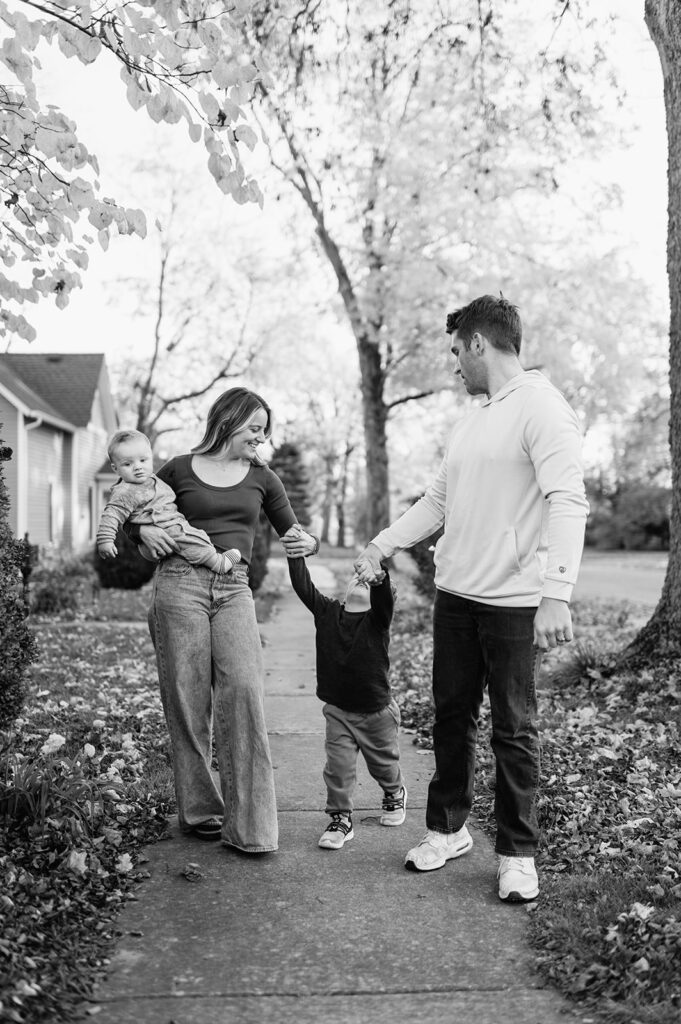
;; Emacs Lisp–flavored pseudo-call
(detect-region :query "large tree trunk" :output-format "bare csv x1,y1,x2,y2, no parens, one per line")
254,70,393,540
336,441,354,548
357,333,389,539
313,217,390,539
623,0,681,665
319,455,336,545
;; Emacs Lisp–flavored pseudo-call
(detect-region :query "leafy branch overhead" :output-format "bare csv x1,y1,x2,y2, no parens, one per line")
0,0,266,341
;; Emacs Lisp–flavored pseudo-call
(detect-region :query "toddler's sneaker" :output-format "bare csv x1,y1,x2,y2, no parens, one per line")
220,548,241,573
380,785,407,826
405,825,473,871
497,856,539,902
318,813,354,850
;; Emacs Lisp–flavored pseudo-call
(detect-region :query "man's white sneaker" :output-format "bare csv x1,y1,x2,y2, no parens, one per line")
404,826,473,871
380,786,407,826
497,856,539,902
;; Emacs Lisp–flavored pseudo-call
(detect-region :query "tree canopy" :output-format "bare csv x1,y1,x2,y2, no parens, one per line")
0,0,264,342
247,0,655,533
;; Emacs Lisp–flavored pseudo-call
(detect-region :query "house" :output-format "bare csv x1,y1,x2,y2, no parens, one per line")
0,353,118,550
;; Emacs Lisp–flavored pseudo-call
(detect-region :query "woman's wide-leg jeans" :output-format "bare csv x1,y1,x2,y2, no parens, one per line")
150,557,278,852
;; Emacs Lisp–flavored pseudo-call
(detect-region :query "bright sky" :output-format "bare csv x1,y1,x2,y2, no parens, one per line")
3,1,669,366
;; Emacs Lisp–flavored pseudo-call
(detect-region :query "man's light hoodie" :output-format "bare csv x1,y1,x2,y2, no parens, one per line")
373,370,589,607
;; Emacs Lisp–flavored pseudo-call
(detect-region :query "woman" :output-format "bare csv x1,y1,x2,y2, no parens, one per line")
134,387,316,853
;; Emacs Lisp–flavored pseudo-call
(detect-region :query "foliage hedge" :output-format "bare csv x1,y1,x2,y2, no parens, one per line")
585,478,671,551
92,529,157,590
0,438,37,730
269,442,312,528
249,512,271,593
31,551,97,616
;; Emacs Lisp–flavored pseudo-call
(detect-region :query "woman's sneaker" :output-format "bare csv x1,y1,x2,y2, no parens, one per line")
404,826,473,870
318,813,354,849
497,856,539,901
380,786,407,826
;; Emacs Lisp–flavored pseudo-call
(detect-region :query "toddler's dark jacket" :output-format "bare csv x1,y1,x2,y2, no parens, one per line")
287,557,394,714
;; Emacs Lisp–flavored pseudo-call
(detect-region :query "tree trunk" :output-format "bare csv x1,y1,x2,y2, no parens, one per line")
336,503,346,549
255,78,393,538
319,455,336,545
336,441,354,549
312,219,390,539
357,333,389,539
623,0,681,665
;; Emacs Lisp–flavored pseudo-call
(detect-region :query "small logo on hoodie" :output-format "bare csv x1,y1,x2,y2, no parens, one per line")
559,566,566,573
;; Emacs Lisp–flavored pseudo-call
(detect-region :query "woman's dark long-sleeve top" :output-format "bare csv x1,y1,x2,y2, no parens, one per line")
127,455,297,564
288,557,394,714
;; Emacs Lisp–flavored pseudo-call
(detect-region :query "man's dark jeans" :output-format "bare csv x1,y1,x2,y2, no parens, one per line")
427,589,541,856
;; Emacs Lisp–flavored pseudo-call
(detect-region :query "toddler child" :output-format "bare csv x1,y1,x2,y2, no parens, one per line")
287,550,406,850
97,429,241,574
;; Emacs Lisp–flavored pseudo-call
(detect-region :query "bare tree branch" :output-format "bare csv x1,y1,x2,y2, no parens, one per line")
386,389,437,411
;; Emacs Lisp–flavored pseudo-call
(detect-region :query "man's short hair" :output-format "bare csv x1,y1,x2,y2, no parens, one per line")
107,429,151,462
446,295,522,355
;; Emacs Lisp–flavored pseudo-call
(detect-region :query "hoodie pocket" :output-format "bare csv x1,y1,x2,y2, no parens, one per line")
506,527,522,574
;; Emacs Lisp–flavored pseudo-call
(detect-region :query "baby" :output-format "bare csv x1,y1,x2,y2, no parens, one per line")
97,429,240,573
287,548,406,850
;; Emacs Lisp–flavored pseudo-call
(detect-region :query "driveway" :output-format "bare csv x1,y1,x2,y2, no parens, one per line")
573,550,667,608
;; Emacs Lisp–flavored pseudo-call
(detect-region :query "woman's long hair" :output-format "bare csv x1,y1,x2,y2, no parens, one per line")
191,387,272,462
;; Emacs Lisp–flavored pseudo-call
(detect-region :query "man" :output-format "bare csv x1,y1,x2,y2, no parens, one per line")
354,295,588,901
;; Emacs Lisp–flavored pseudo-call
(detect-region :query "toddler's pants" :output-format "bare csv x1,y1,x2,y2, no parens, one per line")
322,698,403,814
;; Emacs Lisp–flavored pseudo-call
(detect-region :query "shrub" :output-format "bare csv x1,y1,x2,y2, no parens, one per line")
0,438,37,730
269,441,312,528
584,477,671,550
404,530,443,596
249,511,272,593
397,495,443,595
30,550,97,615
93,527,157,590
611,481,671,551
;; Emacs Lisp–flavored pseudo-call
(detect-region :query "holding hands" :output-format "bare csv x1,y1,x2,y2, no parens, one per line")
353,542,384,584
280,524,318,558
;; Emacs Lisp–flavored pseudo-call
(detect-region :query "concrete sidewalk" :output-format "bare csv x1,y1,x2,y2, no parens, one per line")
91,556,578,1024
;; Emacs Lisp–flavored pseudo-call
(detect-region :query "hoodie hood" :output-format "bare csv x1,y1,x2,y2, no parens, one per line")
483,369,554,406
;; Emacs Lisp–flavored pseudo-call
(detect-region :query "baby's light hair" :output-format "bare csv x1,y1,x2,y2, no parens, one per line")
107,429,151,463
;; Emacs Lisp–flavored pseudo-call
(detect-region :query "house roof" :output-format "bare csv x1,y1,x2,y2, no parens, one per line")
0,353,108,428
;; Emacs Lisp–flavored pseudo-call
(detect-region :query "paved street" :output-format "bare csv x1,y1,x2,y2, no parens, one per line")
573,549,667,607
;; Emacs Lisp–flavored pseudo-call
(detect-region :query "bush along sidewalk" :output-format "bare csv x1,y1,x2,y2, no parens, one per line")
0,438,37,732
391,595,681,1024
0,614,172,1024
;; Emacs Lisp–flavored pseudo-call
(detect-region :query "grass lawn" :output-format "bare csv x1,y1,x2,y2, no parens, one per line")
391,592,681,1023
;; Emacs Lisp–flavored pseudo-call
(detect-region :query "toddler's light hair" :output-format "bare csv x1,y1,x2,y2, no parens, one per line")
107,429,152,463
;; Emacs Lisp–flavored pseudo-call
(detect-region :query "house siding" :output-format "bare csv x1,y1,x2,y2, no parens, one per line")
0,357,119,551
76,424,109,547
26,425,71,547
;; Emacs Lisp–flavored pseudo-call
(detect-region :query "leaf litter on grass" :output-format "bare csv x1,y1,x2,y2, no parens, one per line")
391,594,681,1024
0,597,172,1023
